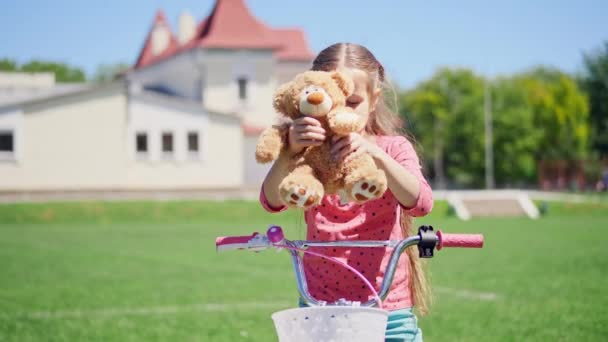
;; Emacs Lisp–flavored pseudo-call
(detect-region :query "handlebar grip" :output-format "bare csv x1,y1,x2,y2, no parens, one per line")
215,233,259,252
436,231,484,250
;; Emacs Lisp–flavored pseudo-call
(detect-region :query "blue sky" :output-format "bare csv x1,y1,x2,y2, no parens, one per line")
1,0,607,88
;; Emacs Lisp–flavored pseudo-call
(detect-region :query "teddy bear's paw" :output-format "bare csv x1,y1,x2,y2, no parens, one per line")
349,179,386,203
331,112,363,135
283,185,321,209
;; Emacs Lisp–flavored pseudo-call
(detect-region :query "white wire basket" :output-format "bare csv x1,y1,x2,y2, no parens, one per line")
271,306,389,342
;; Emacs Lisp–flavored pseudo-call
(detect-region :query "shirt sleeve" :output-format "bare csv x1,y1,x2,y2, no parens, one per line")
387,136,433,217
259,183,287,213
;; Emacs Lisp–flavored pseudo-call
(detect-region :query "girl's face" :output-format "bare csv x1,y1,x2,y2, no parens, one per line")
338,67,381,132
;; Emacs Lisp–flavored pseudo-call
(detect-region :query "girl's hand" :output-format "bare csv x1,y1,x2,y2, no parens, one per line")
288,117,326,154
330,133,383,162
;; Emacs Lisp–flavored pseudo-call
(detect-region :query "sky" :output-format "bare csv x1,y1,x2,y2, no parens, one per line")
1,0,607,88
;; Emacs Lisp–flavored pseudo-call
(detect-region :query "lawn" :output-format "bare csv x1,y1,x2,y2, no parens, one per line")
0,199,606,341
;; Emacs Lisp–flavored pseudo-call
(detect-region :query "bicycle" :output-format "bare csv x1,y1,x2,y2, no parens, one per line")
216,224,484,342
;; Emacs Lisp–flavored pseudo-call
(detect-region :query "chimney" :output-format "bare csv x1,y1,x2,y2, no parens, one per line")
178,11,196,44
151,26,170,56
151,11,171,56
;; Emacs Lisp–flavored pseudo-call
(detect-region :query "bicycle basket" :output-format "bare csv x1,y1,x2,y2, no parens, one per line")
271,306,389,342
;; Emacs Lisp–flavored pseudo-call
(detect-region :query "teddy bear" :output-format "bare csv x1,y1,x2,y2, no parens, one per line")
255,70,387,210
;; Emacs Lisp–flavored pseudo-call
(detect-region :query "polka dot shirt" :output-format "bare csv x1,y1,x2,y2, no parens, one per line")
260,135,433,310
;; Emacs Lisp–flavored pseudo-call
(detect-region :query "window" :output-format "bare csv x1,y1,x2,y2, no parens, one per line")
161,132,173,159
0,130,14,161
0,131,13,152
237,77,248,100
187,132,199,152
135,132,148,153
187,131,200,160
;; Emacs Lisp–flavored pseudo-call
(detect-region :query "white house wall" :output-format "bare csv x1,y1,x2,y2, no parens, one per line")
0,108,24,162
126,98,243,188
205,112,244,188
0,84,244,191
203,49,277,127
275,61,312,85
0,86,128,190
130,52,202,100
243,134,271,187
131,49,279,129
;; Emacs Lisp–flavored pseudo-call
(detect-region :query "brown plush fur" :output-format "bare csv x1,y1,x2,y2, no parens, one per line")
255,70,387,209
255,123,289,163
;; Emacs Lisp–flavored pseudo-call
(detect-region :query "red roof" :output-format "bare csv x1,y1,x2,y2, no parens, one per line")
271,28,315,62
135,0,314,69
134,10,180,69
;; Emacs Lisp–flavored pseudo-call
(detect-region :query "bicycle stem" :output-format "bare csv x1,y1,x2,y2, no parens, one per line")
288,236,425,307
215,225,483,308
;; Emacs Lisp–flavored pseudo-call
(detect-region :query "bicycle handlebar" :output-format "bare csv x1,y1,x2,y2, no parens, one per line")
216,229,484,252
215,233,261,252
215,225,484,307
437,231,484,250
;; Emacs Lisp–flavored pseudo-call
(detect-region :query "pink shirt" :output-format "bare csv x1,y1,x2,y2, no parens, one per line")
260,135,433,310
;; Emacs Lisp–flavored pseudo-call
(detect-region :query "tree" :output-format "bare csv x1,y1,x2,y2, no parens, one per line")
19,60,86,83
581,42,608,158
490,77,542,185
438,69,486,188
0,58,18,71
518,67,589,161
400,66,588,189
401,68,486,188
92,63,130,83
400,74,448,188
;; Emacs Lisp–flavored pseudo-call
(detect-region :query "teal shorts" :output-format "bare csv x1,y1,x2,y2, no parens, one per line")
298,299,423,342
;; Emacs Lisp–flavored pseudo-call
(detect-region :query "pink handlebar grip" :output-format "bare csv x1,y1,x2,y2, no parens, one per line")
436,230,484,250
215,233,259,252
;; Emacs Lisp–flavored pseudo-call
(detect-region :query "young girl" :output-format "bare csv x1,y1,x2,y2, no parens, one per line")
259,43,433,342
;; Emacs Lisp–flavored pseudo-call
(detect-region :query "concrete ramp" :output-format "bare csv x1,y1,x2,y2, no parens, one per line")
444,190,539,220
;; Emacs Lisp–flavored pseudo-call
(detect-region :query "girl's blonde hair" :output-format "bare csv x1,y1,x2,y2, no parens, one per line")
312,42,431,315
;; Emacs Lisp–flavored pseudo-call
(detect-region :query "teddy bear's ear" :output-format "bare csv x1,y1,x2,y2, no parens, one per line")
331,72,354,96
273,81,293,114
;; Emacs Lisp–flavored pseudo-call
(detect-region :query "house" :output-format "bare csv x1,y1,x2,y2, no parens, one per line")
0,0,314,197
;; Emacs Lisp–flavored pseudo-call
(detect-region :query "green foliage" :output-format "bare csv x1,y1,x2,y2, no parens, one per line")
401,66,590,188
20,60,86,83
491,77,541,185
517,67,589,160
581,41,608,158
0,58,18,71
401,68,486,187
0,58,86,82
93,62,130,83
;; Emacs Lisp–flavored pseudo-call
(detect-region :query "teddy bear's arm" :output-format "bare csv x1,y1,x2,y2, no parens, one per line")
255,124,289,163
327,107,367,136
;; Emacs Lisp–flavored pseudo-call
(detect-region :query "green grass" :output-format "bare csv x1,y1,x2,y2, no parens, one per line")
0,200,606,341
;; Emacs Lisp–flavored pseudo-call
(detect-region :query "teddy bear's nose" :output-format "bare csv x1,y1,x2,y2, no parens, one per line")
307,92,324,105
